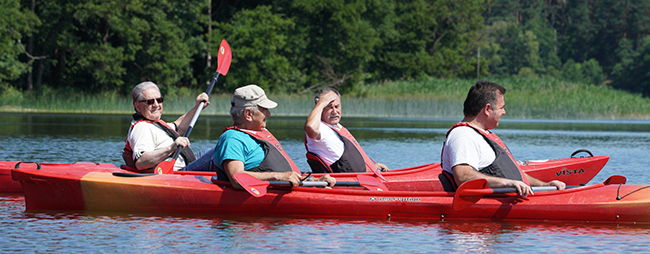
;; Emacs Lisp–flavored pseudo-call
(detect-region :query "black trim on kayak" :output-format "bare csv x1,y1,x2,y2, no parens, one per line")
14,161,41,170
571,149,593,158
112,172,157,177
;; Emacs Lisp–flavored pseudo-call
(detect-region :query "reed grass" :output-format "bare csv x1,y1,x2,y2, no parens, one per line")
2,77,650,120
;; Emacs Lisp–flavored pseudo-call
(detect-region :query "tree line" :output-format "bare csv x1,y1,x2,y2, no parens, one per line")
2,0,650,96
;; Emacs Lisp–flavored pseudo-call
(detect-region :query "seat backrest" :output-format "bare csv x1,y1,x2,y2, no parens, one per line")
438,171,458,192
120,164,154,174
306,152,333,173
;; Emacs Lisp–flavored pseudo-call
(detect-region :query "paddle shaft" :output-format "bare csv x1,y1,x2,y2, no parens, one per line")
181,72,220,139
168,71,221,161
268,181,361,187
492,186,558,194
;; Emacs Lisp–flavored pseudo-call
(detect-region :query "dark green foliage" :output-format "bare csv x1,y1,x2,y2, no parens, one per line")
560,0,650,74
209,0,486,93
2,0,649,96
289,0,385,90
373,0,484,80
0,0,39,83
611,36,650,95
482,0,647,90
9,0,207,95
4,0,491,95
211,5,307,93
559,59,605,85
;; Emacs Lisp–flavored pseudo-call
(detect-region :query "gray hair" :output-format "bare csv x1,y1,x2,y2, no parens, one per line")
132,81,160,102
314,86,340,104
230,106,259,125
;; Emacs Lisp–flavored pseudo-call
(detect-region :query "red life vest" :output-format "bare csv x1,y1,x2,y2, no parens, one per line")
443,122,530,187
304,122,375,173
122,115,195,171
223,126,300,174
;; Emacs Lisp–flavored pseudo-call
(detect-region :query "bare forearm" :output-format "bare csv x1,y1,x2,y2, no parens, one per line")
453,164,516,188
452,164,536,197
135,145,174,170
305,105,326,139
224,160,302,189
525,173,555,187
174,108,196,135
175,93,209,135
458,171,512,188
245,172,292,182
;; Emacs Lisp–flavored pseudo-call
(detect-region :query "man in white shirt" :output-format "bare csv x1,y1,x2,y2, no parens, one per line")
441,81,565,197
304,87,388,173
123,81,209,171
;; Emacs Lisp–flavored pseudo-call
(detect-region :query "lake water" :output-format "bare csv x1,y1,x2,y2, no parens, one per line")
2,113,650,252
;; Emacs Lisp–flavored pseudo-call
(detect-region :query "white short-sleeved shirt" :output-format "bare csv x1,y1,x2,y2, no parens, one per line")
441,126,496,174
127,121,186,170
305,123,345,166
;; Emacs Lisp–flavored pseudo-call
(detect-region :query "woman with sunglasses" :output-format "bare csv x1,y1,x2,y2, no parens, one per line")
122,81,210,172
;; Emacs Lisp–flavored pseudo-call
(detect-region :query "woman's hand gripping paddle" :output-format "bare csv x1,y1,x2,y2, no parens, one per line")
155,40,232,174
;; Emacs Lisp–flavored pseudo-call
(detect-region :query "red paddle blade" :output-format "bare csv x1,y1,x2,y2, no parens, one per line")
356,174,389,191
216,40,232,76
233,173,268,198
453,178,489,211
155,159,175,174
370,167,387,182
603,175,626,185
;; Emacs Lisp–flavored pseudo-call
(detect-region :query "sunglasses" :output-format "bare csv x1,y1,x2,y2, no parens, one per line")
138,97,164,105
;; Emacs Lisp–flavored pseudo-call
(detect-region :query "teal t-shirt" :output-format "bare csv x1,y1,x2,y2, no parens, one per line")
213,129,265,172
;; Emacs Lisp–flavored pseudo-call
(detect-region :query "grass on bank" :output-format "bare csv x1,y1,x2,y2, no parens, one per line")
2,77,650,120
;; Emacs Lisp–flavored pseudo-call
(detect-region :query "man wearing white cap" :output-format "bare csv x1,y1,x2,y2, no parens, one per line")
185,84,336,189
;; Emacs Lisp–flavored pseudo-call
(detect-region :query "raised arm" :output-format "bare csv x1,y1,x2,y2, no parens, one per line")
304,91,338,140
174,92,210,135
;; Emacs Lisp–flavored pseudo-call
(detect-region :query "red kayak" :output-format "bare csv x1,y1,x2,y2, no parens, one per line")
2,155,608,193
11,164,650,224
311,155,610,191
0,161,22,193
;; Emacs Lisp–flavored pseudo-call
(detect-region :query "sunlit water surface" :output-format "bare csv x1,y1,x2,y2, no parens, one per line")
2,113,650,252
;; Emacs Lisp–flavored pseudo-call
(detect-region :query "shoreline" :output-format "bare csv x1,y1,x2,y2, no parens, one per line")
3,77,650,120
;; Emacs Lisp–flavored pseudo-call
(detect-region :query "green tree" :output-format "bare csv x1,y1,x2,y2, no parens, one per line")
0,0,39,85
482,1,563,77
581,58,605,85
23,0,207,94
372,0,485,81
211,5,307,93
560,0,650,75
523,17,561,75
483,21,539,76
611,36,650,95
288,0,386,91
